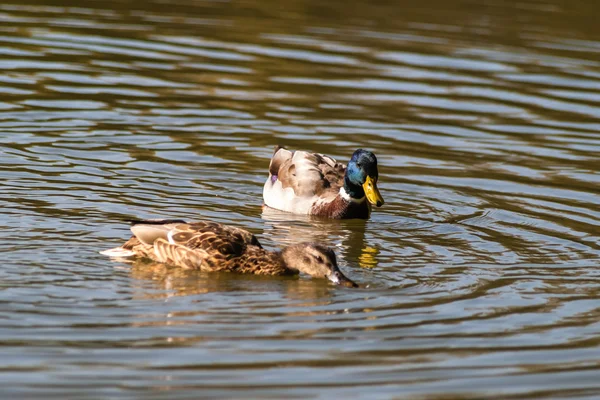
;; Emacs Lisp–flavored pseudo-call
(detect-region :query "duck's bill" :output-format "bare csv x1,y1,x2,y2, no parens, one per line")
328,270,359,288
363,176,384,207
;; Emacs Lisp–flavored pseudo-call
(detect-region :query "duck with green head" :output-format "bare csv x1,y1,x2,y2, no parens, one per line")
263,147,384,219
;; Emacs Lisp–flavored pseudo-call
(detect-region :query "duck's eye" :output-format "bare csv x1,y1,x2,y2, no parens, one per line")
315,255,324,263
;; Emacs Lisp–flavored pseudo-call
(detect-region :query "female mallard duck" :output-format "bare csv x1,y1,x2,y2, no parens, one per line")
101,219,357,287
263,146,384,219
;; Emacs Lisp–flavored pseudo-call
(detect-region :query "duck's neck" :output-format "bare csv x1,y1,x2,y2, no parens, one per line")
241,249,295,276
341,175,365,203
279,247,301,274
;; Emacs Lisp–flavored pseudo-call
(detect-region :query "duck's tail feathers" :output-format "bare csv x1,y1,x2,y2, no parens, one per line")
269,146,293,176
100,247,136,257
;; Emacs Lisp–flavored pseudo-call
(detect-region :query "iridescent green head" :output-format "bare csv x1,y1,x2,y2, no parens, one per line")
344,149,384,207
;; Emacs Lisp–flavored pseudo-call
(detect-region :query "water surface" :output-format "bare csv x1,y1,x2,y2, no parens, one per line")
1,0,600,398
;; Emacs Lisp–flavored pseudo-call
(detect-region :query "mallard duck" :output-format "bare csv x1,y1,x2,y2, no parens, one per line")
263,146,384,219
100,219,357,287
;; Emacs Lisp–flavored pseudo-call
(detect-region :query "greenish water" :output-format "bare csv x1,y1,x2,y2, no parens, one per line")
1,0,600,398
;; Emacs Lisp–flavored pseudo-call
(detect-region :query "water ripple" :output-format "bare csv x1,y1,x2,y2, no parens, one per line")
0,0,599,398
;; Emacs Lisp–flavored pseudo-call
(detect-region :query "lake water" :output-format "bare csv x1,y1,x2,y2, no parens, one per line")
1,0,600,398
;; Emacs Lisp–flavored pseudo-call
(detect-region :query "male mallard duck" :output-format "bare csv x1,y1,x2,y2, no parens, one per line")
101,219,357,287
263,147,384,219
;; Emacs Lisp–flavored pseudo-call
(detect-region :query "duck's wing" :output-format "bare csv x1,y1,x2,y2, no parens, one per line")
267,146,346,198
171,220,261,254
126,219,261,270
315,152,346,190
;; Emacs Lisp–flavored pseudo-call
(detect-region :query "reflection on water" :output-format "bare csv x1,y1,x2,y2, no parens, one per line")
261,206,378,271
1,0,600,398
129,259,337,302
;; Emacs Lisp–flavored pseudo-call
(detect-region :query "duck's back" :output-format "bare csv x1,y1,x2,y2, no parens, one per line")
263,147,346,214
121,219,264,271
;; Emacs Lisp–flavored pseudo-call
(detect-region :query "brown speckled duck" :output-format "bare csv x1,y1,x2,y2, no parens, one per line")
100,219,358,287
263,146,384,219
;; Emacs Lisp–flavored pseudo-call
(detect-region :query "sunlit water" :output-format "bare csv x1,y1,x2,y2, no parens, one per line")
1,0,599,398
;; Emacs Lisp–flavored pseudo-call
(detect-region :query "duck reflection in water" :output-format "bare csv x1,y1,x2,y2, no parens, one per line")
261,206,380,271
126,259,341,302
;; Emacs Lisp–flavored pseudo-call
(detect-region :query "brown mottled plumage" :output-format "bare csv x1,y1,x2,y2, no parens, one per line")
101,219,358,287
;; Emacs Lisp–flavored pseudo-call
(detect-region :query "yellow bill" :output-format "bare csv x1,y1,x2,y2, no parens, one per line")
363,176,384,207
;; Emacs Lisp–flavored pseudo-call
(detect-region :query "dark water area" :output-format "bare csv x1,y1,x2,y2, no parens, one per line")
1,0,599,398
